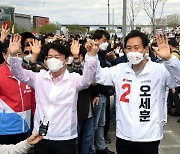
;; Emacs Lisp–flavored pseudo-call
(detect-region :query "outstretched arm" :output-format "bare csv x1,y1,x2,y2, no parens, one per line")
8,34,36,87
75,40,99,91
154,34,180,87
0,133,43,154
85,39,115,86
153,34,171,61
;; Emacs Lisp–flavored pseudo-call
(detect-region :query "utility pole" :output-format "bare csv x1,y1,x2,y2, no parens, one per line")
108,0,110,30
122,0,127,40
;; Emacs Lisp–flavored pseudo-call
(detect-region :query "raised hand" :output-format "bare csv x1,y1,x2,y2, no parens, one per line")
70,40,80,56
153,34,171,61
85,39,99,56
52,35,61,42
27,132,43,145
106,51,117,60
29,39,41,55
0,24,10,43
29,39,41,63
8,34,21,57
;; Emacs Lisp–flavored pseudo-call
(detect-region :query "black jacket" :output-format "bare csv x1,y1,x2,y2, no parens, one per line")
77,85,99,120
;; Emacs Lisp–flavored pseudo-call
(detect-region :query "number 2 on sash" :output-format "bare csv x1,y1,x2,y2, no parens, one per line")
120,83,131,103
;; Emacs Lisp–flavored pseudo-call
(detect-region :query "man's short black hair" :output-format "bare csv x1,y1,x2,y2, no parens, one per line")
42,43,70,59
20,32,35,43
79,45,87,59
20,32,36,51
93,29,110,41
124,30,149,48
168,38,178,48
44,33,54,39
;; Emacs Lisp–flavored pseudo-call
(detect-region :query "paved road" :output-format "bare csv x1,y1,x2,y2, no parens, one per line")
107,115,180,154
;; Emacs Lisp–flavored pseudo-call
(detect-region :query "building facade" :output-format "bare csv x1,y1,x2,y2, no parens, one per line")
14,13,31,31
33,16,49,28
0,5,15,26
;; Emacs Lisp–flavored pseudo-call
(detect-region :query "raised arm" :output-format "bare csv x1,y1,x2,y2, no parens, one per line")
85,39,115,86
8,34,36,87
75,40,99,91
154,34,180,87
0,24,10,44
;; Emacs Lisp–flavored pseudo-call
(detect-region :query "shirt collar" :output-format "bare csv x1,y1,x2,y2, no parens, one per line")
125,58,152,75
44,69,70,81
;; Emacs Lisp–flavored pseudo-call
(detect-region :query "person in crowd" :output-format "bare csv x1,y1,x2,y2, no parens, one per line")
86,30,180,154
114,38,123,51
106,47,127,66
44,33,54,44
0,132,43,154
89,29,115,154
19,31,49,72
167,38,180,123
168,38,180,59
0,28,35,145
8,34,98,154
68,40,99,154
19,32,39,69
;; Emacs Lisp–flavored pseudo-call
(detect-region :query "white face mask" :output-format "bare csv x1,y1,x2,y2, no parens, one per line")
47,58,64,72
24,54,32,63
99,42,108,51
115,49,120,54
119,52,124,57
48,39,53,43
126,52,144,65
145,53,149,58
68,56,73,64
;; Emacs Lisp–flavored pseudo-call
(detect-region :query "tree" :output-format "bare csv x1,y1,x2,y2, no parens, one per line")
165,14,180,29
157,14,180,29
140,0,167,36
67,24,87,34
127,0,140,31
37,24,59,34
14,23,27,33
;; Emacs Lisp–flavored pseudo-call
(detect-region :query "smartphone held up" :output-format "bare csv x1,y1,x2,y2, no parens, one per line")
3,20,10,30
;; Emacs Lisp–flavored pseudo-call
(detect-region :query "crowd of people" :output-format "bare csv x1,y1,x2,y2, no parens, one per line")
0,23,180,154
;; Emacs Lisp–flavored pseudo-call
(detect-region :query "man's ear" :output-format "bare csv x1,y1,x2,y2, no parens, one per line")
145,46,149,53
95,39,99,44
64,58,69,65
